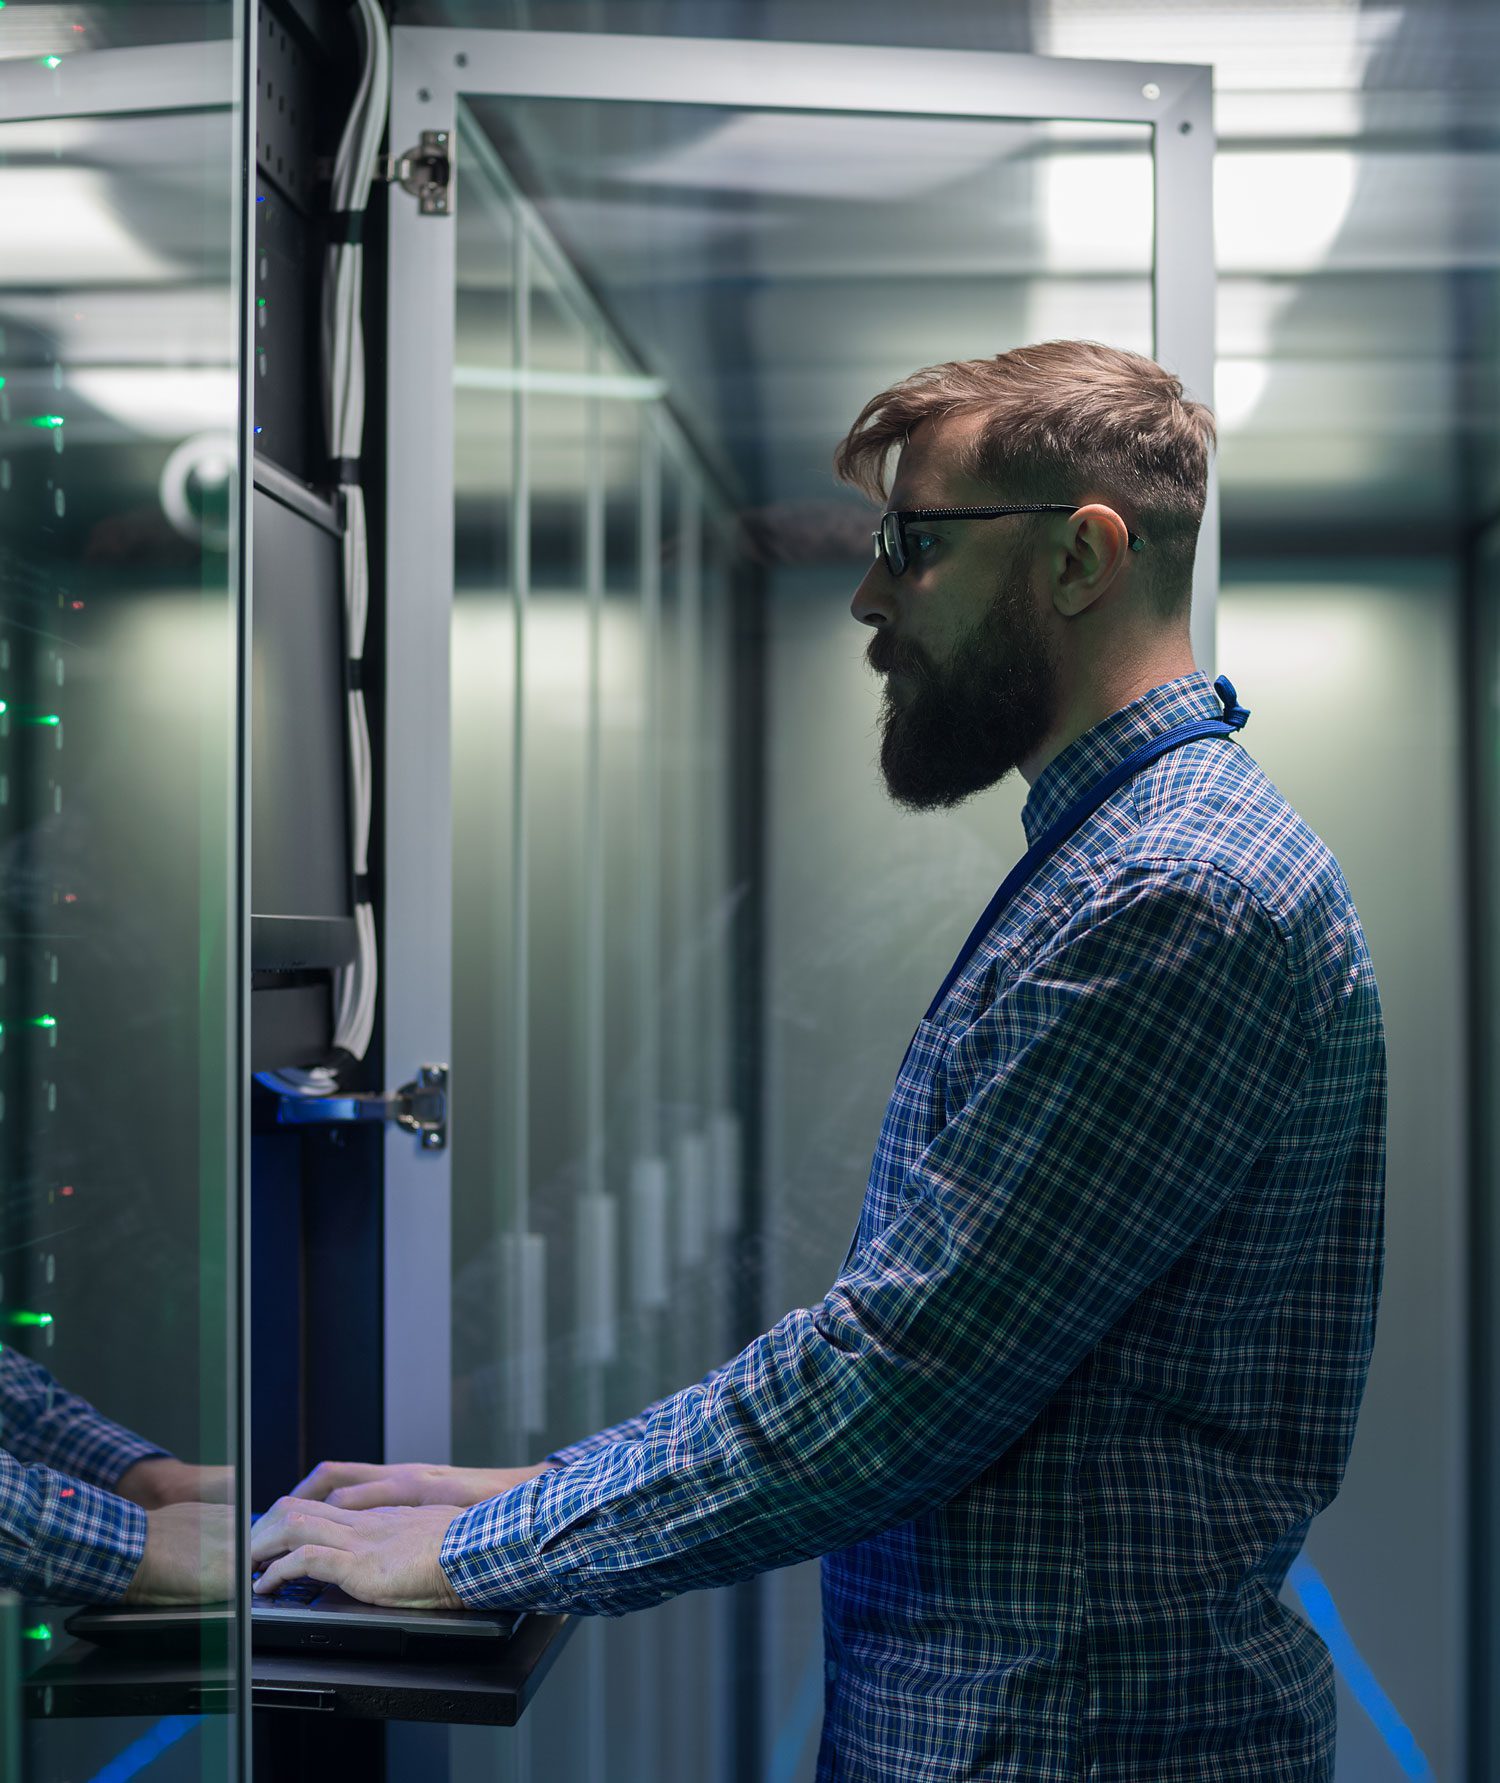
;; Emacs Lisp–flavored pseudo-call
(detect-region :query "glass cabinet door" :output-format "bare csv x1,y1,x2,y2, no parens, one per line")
387,29,1206,1783
0,8,248,1779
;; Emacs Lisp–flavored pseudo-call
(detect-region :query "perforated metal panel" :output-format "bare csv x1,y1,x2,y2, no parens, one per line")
255,0,318,212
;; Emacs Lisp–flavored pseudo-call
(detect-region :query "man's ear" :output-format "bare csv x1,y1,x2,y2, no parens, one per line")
1052,510,1127,618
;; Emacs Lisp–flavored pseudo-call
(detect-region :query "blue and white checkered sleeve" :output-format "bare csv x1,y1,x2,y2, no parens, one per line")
439,863,1314,1615
544,1360,735,1469
0,1347,168,1490
0,1446,148,1603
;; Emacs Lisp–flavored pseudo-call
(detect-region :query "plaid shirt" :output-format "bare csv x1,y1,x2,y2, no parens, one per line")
0,1346,163,1602
441,671,1386,1783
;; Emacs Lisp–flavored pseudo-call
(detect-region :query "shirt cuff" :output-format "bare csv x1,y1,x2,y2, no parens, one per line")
42,1421,169,1494
7,1468,148,1604
439,1474,555,1610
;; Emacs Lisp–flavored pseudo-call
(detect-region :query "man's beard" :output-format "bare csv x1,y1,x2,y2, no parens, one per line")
871,574,1059,813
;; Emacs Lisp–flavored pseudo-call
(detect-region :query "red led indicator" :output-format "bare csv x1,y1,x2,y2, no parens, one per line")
59,1185,74,1197
59,1487,74,1497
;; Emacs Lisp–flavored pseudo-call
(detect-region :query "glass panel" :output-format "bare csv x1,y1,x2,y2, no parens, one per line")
452,92,1151,1783
452,151,518,1463
1478,516,1500,1772
0,11,245,1782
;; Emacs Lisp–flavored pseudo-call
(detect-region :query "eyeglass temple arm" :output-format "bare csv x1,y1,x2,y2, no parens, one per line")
895,505,1145,550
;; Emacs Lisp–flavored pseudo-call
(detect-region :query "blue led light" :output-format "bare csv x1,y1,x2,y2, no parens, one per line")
85,1717,202,1783
1286,1556,1433,1779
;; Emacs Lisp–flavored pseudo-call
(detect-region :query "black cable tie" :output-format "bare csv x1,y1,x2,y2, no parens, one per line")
352,873,372,903
327,209,366,247
329,456,361,485
345,658,364,696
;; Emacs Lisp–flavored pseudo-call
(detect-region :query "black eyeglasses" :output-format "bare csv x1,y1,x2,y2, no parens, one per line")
873,505,1145,578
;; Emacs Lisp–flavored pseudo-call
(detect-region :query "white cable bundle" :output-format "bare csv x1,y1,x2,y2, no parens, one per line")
262,0,388,1097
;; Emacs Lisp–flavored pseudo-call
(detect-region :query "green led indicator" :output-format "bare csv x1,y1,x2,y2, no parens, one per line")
257,298,267,308
19,713,60,726
0,698,7,712
41,55,60,69
27,415,63,429
23,1625,52,1642
29,1015,56,1028
6,1311,53,1327
0,375,6,388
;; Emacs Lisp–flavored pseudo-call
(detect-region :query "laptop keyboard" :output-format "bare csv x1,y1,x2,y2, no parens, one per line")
251,1570,326,1608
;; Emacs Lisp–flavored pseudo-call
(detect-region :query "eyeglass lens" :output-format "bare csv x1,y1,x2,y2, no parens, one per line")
880,512,905,575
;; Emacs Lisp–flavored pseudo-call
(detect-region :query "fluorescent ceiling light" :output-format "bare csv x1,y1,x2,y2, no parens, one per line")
0,168,179,286
599,114,1130,204
453,366,666,401
1037,151,1153,273
0,287,235,362
1034,2,1405,92
1215,151,1356,273
1213,91,1367,139
1214,359,1270,432
69,367,236,437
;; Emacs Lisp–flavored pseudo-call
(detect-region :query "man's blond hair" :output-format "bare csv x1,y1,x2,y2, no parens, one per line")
833,340,1216,622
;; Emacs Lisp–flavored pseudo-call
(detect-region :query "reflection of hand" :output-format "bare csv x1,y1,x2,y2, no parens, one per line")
250,1499,465,1608
288,1458,553,1510
116,1458,235,1509
123,1502,234,1605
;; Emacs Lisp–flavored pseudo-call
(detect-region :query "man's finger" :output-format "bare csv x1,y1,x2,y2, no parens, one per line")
289,1460,384,1501
326,1480,410,1510
250,1500,365,1564
252,1544,352,1596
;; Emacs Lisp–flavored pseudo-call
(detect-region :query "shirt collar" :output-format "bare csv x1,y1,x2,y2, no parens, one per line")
1021,670,1224,847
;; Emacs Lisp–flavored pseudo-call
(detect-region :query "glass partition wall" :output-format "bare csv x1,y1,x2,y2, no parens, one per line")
0,12,248,1783
450,106,748,1782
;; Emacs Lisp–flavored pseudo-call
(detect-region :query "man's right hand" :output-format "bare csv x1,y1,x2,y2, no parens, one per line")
284,1459,555,1511
123,1502,234,1605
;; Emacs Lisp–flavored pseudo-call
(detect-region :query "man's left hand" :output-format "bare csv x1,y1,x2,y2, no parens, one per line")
250,1498,465,1608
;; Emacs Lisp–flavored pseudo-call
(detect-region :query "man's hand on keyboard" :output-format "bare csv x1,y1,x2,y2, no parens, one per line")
249,1499,466,1609
124,1502,235,1605
286,1458,554,1510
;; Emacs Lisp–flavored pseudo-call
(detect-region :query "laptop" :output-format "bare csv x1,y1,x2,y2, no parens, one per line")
66,1572,526,1658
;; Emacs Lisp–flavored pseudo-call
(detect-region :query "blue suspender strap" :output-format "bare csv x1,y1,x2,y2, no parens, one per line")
839,675,1249,1278
919,674,1251,1028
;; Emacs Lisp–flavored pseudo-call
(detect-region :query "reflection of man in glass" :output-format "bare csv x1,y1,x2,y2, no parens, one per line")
251,342,1385,1783
0,1346,230,1603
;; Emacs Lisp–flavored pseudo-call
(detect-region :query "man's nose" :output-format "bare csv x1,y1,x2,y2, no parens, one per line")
851,561,893,628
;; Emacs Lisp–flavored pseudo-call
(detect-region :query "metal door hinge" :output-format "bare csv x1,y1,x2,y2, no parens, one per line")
377,130,453,215
270,1064,449,1151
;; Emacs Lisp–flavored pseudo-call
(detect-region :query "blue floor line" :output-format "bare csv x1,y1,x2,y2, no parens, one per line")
1286,1556,1434,1781
767,1638,824,1783
86,1715,202,1783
